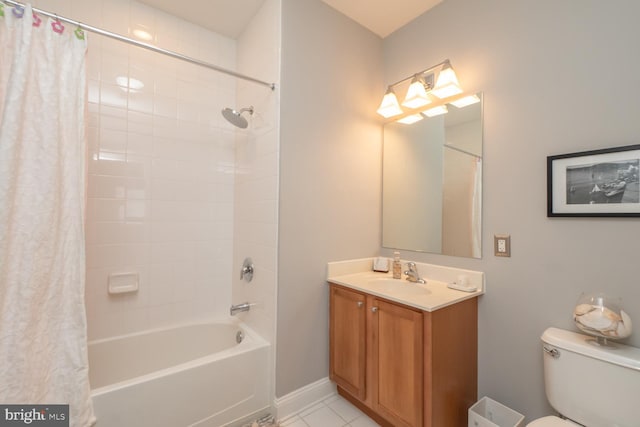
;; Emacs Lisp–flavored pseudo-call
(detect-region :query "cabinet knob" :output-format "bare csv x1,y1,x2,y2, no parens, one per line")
357,301,364,308
371,306,378,313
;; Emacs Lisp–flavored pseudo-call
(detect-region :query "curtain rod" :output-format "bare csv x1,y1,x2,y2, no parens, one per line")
444,144,482,160
1,0,276,91
387,60,449,88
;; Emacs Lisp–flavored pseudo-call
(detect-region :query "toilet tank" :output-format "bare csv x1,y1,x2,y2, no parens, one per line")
541,327,640,427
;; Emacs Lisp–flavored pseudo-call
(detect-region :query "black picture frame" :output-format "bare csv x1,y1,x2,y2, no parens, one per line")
547,144,640,217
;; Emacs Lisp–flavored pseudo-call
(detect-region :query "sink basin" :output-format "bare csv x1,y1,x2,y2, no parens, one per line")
368,278,430,296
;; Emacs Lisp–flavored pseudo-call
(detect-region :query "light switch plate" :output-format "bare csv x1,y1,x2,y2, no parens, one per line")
494,234,511,257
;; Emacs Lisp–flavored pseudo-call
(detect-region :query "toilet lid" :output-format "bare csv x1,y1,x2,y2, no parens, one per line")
527,416,578,427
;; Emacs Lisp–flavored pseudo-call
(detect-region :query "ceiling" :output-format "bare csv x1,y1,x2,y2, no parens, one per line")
137,0,265,39
320,0,442,38
138,0,442,39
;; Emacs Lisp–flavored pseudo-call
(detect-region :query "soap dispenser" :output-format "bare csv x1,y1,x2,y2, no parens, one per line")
392,251,402,279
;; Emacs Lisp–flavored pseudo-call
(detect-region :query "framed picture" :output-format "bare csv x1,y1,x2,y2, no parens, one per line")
547,144,640,217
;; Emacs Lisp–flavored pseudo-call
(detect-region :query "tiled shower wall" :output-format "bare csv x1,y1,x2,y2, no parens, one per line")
233,0,280,344
31,0,253,340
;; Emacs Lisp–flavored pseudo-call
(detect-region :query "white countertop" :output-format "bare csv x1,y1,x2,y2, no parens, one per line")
327,258,484,312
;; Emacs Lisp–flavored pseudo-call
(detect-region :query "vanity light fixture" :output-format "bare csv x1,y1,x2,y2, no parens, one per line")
377,59,471,123
377,86,403,118
397,114,424,124
431,61,463,99
401,74,432,109
423,104,448,117
450,94,481,108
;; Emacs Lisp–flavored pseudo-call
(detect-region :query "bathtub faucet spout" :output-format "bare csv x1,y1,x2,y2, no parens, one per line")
230,302,251,316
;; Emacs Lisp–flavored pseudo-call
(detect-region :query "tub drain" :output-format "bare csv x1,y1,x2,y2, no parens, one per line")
242,413,276,427
236,330,244,343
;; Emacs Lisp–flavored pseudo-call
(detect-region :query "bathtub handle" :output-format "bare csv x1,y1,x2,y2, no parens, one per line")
240,257,254,282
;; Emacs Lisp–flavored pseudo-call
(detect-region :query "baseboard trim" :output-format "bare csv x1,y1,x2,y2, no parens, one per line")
273,377,336,421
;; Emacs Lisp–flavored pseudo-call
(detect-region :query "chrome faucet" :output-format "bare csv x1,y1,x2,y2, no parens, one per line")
230,302,251,316
404,262,426,284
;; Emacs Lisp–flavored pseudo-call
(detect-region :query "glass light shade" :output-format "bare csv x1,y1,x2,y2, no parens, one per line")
424,105,448,117
450,94,480,108
431,64,463,98
402,77,431,109
396,114,423,124
377,88,403,118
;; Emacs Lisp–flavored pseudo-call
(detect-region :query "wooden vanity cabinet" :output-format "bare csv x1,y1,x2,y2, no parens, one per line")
329,283,478,427
329,285,367,399
423,295,478,426
371,297,424,427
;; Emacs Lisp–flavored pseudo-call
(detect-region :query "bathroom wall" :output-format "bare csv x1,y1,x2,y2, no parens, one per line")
33,0,245,340
277,0,640,421
381,0,640,421
277,0,383,397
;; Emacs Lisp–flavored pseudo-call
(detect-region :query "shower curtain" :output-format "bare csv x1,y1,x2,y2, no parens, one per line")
0,4,95,426
471,158,482,258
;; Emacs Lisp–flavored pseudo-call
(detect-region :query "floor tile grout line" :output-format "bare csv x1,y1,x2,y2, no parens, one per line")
298,399,368,427
281,394,378,427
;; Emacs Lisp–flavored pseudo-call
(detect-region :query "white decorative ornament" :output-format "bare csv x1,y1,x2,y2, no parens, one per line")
573,293,632,344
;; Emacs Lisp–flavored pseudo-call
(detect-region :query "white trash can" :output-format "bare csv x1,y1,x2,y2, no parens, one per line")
468,396,525,427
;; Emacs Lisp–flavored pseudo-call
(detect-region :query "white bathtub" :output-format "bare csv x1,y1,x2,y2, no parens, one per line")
88,321,271,427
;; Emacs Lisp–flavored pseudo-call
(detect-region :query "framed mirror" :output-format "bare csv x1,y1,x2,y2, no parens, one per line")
382,93,483,258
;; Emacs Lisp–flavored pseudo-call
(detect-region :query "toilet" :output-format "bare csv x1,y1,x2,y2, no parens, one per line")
527,327,640,426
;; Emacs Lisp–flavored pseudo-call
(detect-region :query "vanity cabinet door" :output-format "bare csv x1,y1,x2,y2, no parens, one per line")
330,285,366,400
371,298,423,427
424,297,478,427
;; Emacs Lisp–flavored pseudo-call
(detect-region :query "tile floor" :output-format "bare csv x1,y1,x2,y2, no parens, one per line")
279,394,380,427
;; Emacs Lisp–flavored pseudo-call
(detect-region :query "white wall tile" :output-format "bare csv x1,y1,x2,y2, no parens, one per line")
125,201,148,223
119,308,150,334
126,133,153,155
127,91,153,114
232,0,280,353
86,243,149,270
129,2,155,37
146,304,176,329
127,111,153,135
124,155,151,179
100,0,130,35
153,94,177,118
71,0,103,25
98,131,128,154
77,0,279,344
36,0,72,16
88,198,126,222
100,105,128,130
129,49,156,71
100,83,128,109
88,103,100,128
154,75,178,98
101,52,128,84
88,80,100,104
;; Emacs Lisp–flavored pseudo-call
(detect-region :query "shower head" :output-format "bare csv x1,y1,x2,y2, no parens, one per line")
221,106,254,129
